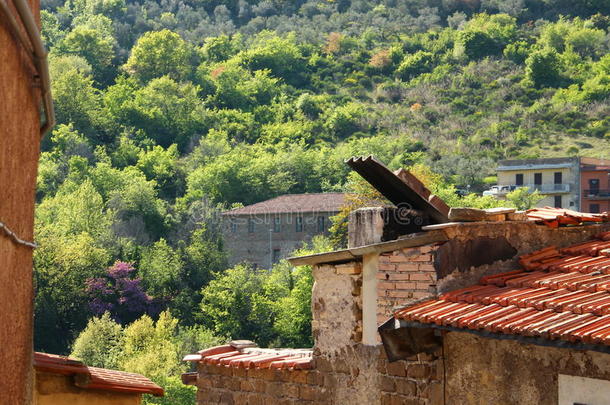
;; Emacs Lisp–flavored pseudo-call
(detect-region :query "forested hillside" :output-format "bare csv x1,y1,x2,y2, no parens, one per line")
37,0,609,402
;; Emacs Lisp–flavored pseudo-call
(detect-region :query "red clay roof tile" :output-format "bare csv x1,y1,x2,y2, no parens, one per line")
33,352,163,397
183,342,313,371
394,232,610,348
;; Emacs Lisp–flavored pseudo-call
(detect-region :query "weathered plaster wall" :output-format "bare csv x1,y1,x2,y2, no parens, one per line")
312,263,362,351
1,2,42,404
434,222,610,293
444,331,610,405
34,373,141,405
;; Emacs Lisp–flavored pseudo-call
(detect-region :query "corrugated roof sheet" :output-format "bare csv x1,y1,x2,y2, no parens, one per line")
394,231,610,347
33,352,164,397
183,343,313,370
223,193,345,215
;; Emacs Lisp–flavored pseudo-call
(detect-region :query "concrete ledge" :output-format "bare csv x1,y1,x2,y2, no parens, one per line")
288,230,448,266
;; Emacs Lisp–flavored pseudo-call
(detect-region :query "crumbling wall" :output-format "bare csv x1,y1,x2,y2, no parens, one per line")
444,331,610,405
434,222,610,293
1,2,42,404
194,260,445,405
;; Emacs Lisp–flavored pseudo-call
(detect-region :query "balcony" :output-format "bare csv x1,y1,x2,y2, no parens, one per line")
483,183,571,197
584,189,610,200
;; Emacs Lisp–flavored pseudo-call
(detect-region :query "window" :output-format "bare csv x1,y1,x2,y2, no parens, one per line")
554,195,562,208
317,216,325,233
230,221,237,233
534,173,542,185
296,216,303,232
248,218,254,233
554,172,562,184
272,249,281,264
590,204,600,213
589,178,600,194
273,217,281,233
515,173,524,186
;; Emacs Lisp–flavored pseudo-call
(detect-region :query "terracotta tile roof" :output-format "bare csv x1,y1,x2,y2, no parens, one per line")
394,231,610,348
526,207,609,228
223,193,346,215
183,342,313,370
33,352,164,397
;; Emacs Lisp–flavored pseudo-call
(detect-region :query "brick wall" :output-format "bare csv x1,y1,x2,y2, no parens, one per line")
377,244,439,321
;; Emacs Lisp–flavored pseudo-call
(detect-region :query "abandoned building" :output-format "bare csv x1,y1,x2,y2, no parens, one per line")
33,352,163,405
222,193,345,268
183,156,610,405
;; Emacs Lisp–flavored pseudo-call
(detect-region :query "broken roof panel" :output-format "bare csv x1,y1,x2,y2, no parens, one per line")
345,156,449,224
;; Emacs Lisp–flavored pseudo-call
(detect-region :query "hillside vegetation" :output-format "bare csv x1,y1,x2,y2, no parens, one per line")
37,1,609,403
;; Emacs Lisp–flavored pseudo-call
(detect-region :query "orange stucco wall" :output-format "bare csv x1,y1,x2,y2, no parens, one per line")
34,373,142,405
0,1,42,403
581,170,610,213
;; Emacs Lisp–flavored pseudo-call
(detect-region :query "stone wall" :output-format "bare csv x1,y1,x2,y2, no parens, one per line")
193,260,445,405
1,3,42,404
193,346,443,405
444,331,610,405
223,212,335,268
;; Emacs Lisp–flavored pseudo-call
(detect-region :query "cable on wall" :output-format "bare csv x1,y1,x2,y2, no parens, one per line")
0,221,37,249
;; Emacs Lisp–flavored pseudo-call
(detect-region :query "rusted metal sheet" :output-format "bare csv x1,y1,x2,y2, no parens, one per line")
345,156,449,224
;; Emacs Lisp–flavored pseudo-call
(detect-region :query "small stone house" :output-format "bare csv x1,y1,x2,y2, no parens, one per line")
34,352,163,405
184,156,610,405
222,193,345,268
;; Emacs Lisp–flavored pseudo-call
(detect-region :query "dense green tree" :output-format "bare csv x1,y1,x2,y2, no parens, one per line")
525,48,565,88
71,313,124,369
123,30,193,84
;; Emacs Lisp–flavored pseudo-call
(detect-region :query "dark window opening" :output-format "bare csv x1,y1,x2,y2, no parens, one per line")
231,222,237,233
296,216,303,232
554,172,562,184
534,173,542,185
272,249,281,264
317,216,325,232
590,204,600,213
554,195,562,208
273,217,281,233
515,173,523,186
248,219,254,233
589,178,600,194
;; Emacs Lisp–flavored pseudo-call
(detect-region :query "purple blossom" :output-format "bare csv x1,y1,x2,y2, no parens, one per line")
85,261,159,324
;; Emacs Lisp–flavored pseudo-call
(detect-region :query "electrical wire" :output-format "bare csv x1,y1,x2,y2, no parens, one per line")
0,221,37,248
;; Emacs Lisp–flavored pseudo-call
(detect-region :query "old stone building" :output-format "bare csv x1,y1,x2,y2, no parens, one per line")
1,0,54,403
183,157,610,405
222,193,345,268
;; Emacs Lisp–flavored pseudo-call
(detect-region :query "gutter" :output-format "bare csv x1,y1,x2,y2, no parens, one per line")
0,0,55,136
379,318,610,362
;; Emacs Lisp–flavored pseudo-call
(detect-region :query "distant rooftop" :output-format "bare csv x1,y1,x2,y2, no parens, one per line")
497,157,578,171
222,193,346,216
